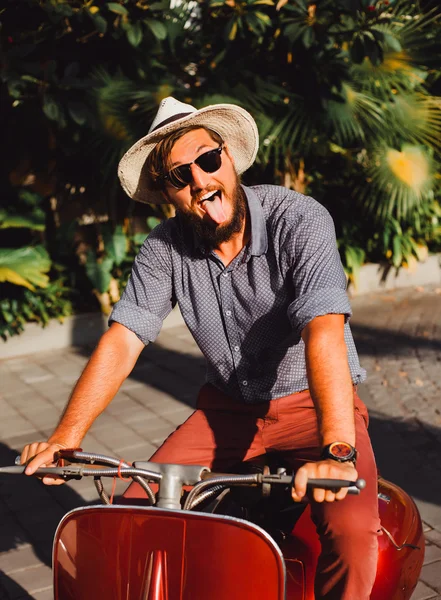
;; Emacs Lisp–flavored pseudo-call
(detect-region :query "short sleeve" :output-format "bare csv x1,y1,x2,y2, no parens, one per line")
109,224,174,344
282,202,351,335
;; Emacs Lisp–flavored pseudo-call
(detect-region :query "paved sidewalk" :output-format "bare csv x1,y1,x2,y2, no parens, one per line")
0,284,440,599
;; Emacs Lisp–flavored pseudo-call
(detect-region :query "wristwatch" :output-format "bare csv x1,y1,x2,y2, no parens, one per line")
321,442,357,466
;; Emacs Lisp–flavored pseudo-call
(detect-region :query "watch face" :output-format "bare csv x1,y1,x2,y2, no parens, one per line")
329,442,353,459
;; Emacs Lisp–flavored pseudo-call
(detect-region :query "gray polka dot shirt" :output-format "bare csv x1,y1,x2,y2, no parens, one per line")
110,185,366,403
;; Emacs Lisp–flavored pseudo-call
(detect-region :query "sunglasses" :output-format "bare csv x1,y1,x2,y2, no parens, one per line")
163,145,223,189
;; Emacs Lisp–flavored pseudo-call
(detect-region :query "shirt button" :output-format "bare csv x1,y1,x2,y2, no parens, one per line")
234,346,240,352
242,380,248,386
223,272,229,277
225,310,232,316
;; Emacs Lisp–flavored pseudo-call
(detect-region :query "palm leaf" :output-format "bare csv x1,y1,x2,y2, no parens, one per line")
392,93,441,149
87,69,166,182
356,144,435,219
352,50,428,99
325,84,385,145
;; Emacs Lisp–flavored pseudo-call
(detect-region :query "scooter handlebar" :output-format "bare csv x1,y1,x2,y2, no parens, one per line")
6,455,365,495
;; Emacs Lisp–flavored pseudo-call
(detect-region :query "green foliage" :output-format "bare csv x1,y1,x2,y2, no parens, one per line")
1,0,441,333
85,252,114,295
0,188,51,290
0,276,73,341
0,246,51,290
102,225,128,267
80,218,159,313
199,0,441,222
0,210,45,231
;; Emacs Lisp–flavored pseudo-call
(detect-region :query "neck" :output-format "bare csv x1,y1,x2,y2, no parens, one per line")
214,210,250,266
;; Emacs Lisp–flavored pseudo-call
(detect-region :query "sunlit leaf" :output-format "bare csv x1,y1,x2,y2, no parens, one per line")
107,2,128,15
254,11,272,26
359,145,435,219
0,246,51,290
225,18,238,40
0,268,35,290
387,146,430,191
0,211,45,231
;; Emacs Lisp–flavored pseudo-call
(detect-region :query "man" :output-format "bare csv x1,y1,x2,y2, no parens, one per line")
22,97,380,599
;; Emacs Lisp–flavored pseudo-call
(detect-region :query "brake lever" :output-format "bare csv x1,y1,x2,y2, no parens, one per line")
14,449,83,468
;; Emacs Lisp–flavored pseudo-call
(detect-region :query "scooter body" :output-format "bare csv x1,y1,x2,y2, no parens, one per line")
281,477,424,599
52,473,424,599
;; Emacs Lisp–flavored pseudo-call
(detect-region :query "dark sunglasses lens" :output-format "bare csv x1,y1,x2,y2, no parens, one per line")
169,165,192,189
196,148,222,173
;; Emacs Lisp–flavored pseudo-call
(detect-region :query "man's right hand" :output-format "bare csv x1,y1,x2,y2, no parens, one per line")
20,441,69,485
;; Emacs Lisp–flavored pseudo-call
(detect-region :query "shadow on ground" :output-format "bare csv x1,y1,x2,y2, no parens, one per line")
352,323,441,354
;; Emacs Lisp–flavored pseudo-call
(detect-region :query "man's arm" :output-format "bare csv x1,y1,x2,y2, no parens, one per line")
292,313,358,503
20,322,144,484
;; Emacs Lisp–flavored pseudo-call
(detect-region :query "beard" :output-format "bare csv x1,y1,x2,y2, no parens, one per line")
176,178,247,251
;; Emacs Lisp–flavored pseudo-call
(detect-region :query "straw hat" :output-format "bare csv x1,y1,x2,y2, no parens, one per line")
118,96,259,204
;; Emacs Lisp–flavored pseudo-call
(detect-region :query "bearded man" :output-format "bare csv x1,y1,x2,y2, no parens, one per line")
22,97,380,599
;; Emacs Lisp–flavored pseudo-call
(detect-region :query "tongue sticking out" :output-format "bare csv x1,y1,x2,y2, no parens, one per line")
201,193,227,225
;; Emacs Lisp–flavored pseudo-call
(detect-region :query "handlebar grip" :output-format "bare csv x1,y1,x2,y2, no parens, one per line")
1,466,26,474
307,478,366,493
0,465,82,480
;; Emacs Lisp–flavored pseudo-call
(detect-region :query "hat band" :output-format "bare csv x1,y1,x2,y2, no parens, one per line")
150,112,193,133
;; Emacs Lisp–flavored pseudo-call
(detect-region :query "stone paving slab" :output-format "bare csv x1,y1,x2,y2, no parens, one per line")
0,284,440,598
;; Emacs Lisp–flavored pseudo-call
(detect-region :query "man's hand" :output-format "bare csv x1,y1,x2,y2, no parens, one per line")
21,441,69,486
292,459,358,503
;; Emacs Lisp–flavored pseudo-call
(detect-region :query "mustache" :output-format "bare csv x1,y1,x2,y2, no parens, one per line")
192,185,226,205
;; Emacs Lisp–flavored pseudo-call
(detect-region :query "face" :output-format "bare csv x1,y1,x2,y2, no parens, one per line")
162,128,246,249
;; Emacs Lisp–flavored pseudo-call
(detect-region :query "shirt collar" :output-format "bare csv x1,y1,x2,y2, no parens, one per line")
242,185,268,257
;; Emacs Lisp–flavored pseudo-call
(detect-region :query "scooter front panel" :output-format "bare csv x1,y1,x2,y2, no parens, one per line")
53,505,286,600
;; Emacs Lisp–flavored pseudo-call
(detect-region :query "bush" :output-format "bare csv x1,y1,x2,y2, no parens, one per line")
0,274,74,341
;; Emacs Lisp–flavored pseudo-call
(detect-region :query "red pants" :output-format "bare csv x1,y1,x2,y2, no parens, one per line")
124,384,380,599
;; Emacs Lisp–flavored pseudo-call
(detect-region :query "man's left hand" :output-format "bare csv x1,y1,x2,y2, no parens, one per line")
292,459,358,503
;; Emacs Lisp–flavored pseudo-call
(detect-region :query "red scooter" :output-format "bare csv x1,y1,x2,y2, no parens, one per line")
1,448,424,599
